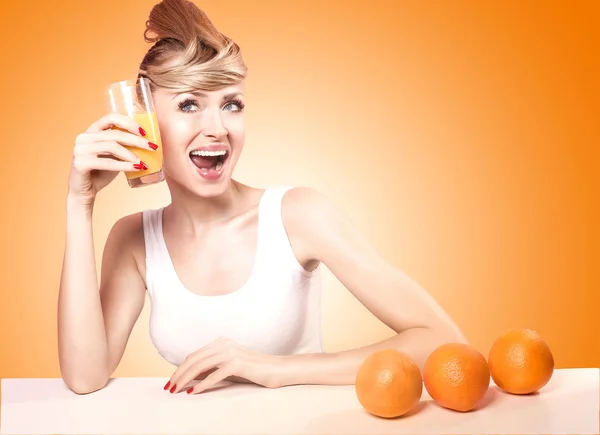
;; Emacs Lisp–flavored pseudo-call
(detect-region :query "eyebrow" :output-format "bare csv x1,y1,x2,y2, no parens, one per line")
172,91,243,100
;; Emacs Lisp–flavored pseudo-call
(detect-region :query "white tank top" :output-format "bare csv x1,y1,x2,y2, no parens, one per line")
142,186,323,366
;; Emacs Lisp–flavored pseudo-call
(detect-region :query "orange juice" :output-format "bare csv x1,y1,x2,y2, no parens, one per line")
126,112,164,185
106,78,164,187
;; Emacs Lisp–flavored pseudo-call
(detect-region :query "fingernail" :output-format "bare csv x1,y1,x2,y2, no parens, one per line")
139,127,147,136
164,381,170,390
133,162,147,171
148,142,158,150
187,387,194,394
170,384,176,393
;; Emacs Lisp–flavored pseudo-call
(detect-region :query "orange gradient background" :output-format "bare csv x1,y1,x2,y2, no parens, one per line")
0,0,598,392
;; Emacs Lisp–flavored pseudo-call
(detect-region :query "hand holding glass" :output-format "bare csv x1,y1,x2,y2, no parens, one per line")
106,78,164,187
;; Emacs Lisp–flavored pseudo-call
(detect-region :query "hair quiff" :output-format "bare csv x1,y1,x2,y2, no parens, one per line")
137,0,247,92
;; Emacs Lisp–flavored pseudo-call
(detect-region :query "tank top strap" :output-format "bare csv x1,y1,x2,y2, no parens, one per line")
255,186,311,274
142,207,167,296
257,186,294,246
142,208,162,251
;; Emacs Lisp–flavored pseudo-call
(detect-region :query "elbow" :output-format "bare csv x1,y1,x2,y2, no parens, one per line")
58,355,110,395
432,320,470,346
61,372,109,395
439,319,469,344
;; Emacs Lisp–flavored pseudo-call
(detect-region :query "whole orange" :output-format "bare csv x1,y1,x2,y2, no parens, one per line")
423,343,490,412
355,349,423,418
488,328,554,394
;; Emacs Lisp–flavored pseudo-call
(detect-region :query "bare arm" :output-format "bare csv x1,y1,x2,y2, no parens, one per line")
57,200,146,394
273,187,468,386
58,112,154,394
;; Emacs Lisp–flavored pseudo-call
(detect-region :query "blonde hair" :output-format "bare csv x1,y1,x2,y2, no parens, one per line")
137,0,247,92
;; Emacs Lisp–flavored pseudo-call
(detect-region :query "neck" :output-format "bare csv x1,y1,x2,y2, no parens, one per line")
164,179,244,234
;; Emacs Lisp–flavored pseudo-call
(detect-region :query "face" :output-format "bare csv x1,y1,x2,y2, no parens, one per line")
152,81,246,197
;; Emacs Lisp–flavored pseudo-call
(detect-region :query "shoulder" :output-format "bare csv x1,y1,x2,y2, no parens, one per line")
109,211,144,240
280,186,344,261
102,210,152,282
281,186,337,224
281,184,336,208
104,211,147,261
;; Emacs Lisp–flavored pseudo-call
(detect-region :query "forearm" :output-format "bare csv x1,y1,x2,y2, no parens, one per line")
57,197,109,392
274,325,465,387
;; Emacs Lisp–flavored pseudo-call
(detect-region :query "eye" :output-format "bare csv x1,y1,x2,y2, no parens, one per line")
225,99,245,112
177,98,245,113
178,98,199,113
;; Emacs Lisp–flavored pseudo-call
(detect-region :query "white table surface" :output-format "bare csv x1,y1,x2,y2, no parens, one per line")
1,368,598,434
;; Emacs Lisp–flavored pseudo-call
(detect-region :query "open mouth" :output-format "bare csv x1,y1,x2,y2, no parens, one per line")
189,149,230,177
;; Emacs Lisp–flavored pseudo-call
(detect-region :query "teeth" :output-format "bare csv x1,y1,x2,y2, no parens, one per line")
190,150,227,157
216,160,223,171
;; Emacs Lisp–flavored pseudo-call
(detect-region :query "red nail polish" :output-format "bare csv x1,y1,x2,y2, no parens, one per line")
139,127,147,136
170,384,176,393
148,142,158,150
164,381,170,390
141,162,148,170
187,387,194,394
133,163,143,170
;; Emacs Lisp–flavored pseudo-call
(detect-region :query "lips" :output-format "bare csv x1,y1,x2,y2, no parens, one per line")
188,143,230,180
189,143,229,154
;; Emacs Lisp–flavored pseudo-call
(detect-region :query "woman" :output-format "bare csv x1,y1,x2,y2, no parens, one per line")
57,0,467,396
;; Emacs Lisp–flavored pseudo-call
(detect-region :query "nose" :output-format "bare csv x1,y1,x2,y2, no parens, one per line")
201,110,227,138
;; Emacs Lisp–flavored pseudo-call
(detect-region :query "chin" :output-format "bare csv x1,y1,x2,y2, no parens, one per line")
166,157,239,199
188,179,232,198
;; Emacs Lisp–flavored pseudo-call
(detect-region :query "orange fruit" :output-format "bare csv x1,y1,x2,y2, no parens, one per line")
423,343,490,412
355,349,423,418
488,328,554,394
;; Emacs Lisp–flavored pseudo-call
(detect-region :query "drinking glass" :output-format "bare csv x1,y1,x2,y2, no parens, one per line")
106,78,165,187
